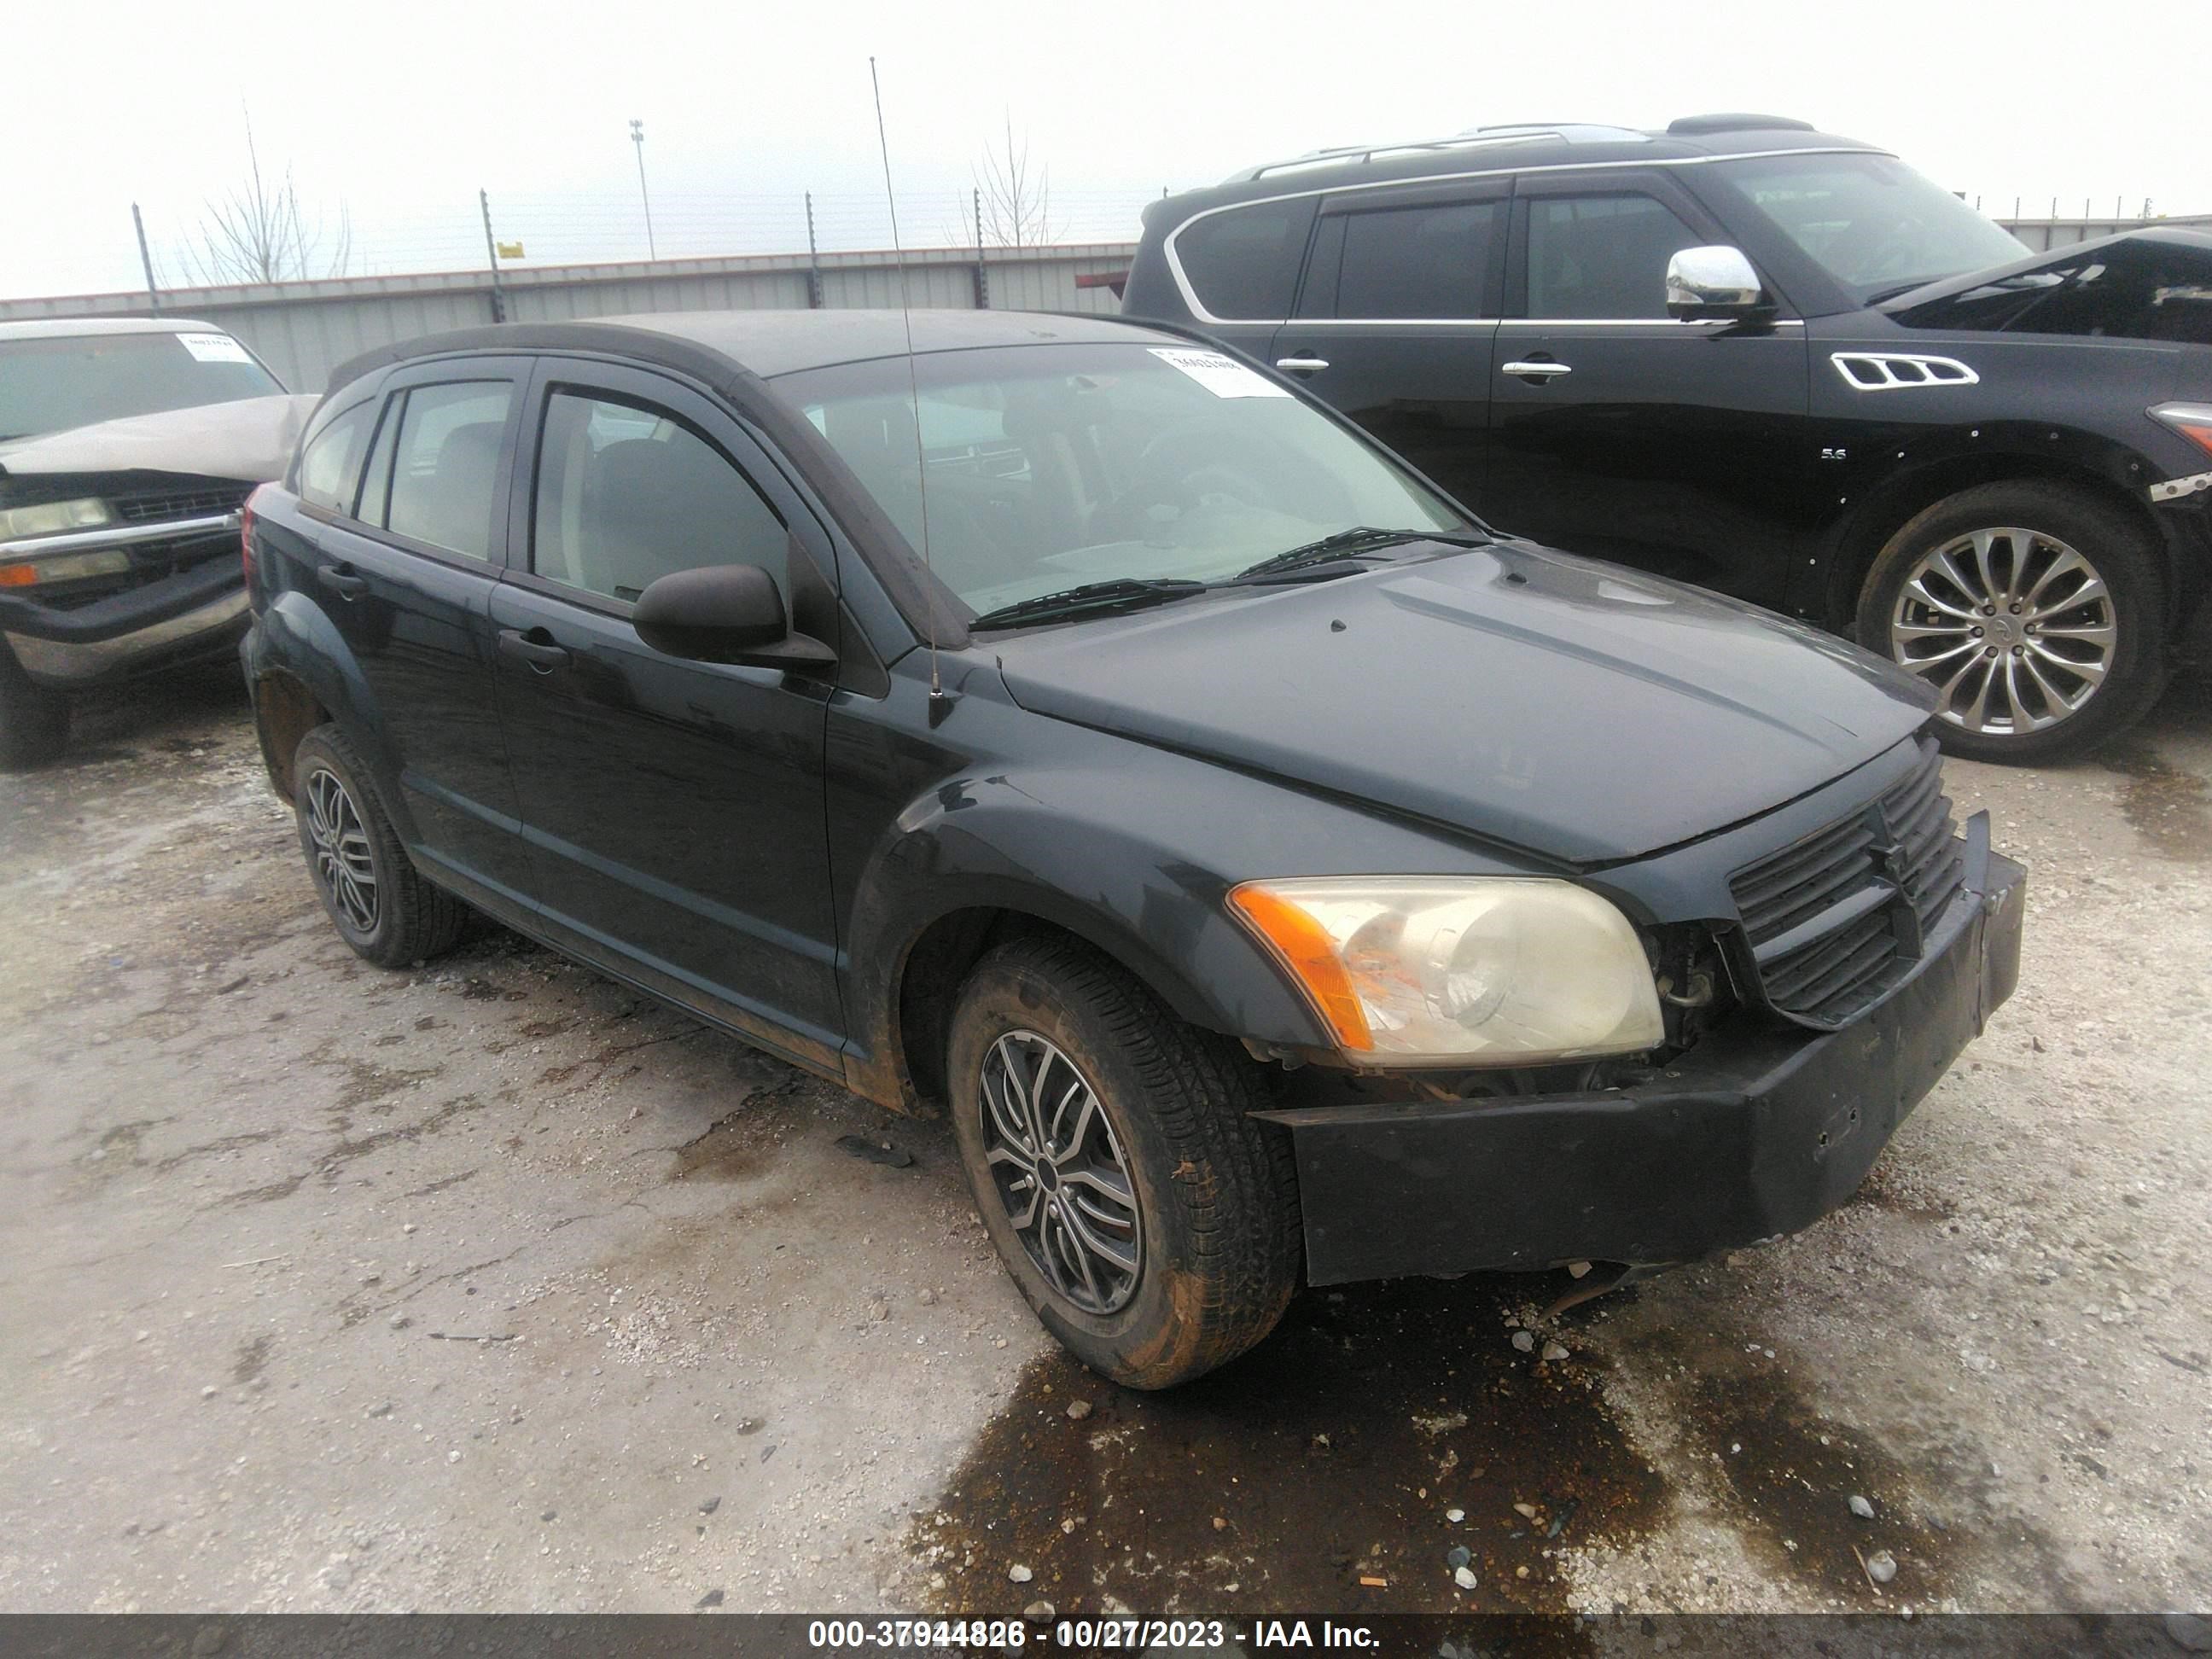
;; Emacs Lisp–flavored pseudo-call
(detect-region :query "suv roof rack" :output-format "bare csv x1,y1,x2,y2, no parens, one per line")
1225,122,1649,184
1666,113,1816,135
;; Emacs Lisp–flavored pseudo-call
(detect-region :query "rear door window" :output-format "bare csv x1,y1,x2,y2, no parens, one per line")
1523,193,1707,319
531,391,786,603
383,382,514,562
1173,198,1318,320
1334,200,1501,318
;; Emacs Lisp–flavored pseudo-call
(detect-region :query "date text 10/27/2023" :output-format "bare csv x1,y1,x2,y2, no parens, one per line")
804,1618,1382,1649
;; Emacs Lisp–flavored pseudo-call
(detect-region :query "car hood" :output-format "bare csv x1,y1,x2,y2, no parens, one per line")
990,543,1935,867
1880,227,2212,346
0,393,319,484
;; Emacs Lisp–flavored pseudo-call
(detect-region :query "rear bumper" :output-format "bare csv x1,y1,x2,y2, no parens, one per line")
0,556,247,689
1260,836,2026,1286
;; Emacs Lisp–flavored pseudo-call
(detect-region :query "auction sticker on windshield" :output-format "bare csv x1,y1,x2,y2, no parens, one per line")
1148,346,1289,399
176,332,253,364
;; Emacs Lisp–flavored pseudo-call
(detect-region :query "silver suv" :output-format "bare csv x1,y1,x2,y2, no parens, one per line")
0,317,313,767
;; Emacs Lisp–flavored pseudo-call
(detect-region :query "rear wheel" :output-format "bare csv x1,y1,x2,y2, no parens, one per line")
946,935,1301,1389
1857,482,2166,764
0,649,70,771
292,725,469,967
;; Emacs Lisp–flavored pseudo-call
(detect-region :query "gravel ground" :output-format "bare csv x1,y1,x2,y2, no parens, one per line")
0,661,2205,1620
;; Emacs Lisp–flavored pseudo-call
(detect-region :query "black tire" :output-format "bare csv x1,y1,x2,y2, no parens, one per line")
0,647,70,771
946,935,1301,1389
1856,481,2167,765
292,724,469,968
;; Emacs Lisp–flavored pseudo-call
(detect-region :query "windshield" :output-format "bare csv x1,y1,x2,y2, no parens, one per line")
0,330,282,444
776,341,1466,619
1708,153,2028,304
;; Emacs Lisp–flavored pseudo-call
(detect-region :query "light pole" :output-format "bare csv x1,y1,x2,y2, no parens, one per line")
629,119,657,260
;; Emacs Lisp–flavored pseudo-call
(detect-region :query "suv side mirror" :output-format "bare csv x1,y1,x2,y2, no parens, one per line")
632,564,837,670
1666,246,1773,320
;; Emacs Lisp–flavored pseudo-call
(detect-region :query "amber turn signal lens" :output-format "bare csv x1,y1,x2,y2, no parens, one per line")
0,564,37,587
1226,882,1374,1051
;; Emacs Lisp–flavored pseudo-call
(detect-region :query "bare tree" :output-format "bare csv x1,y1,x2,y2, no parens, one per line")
972,114,1059,250
185,109,352,286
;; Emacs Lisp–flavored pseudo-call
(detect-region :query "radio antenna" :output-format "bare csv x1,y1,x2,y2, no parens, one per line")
869,55,944,704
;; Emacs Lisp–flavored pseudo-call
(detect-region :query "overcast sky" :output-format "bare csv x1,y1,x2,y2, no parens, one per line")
6,0,2205,300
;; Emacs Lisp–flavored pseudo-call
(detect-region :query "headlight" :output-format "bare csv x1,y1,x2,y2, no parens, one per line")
0,497,114,541
1228,877,1663,1065
2150,402,2212,459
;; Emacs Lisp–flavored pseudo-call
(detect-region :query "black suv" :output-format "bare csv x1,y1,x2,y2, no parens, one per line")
243,311,2023,1387
1122,114,2212,763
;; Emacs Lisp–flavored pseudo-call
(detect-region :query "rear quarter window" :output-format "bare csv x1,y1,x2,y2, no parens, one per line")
1172,198,1318,320
295,401,375,513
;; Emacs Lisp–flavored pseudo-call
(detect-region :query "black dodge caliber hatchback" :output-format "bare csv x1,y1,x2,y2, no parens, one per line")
242,311,2025,1388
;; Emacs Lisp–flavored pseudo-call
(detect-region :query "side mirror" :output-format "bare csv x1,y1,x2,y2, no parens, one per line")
1666,245,1773,320
632,564,836,670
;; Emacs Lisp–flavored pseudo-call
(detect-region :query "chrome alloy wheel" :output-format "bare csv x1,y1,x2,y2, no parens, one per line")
1889,526,2116,737
977,1030,1143,1315
305,767,379,934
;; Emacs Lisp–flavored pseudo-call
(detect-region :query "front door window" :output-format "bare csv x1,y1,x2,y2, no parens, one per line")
531,392,787,603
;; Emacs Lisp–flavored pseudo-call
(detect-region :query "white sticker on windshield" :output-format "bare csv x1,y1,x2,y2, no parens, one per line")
176,332,253,364
1148,346,1289,399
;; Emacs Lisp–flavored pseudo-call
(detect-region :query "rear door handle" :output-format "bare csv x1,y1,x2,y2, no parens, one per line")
317,565,368,600
1501,360,1573,381
498,627,571,672
1274,356,1330,375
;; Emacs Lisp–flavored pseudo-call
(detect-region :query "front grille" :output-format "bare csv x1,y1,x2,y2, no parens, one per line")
1728,739,1964,1026
114,484,251,524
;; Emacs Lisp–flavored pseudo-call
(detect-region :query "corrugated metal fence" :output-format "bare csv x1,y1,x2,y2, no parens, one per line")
1998,213,2212,252
0,243,1141,393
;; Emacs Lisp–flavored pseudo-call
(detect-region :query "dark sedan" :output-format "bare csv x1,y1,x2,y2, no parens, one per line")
241,311,2024,1388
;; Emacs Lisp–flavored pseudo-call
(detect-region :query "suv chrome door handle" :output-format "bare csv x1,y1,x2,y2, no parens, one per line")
1274,356,1330,375
1502,360,1573,380
317,565,368,600
498,627,571,673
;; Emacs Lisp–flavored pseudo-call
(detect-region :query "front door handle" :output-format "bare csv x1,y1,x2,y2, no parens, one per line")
1501,359,1573,381
498,627,571,673
318,565,368,601
1274,355,1330,375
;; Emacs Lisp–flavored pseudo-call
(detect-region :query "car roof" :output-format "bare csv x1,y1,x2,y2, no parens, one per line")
603,308,1179,378
329,309,1183,392
0,316,230,341
1169,119,1881,214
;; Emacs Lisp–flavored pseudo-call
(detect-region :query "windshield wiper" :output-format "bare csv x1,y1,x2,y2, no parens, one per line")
1233,525,1487,582
1863,276,1946,307
967,578,1214,631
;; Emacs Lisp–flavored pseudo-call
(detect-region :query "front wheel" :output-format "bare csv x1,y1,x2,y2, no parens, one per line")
946,936,1302,1389
1857,482,2166,764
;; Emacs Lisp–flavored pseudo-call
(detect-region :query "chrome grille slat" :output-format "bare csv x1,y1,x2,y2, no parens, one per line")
1728,738,1963,1026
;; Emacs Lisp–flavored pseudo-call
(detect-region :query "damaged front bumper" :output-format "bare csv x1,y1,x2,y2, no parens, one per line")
1257,836,2027,1287
0,520,247,689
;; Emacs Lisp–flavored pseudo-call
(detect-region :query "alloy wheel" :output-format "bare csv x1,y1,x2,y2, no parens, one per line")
305,767,379,934
977,1030,1143,1315
1889,526,2116,737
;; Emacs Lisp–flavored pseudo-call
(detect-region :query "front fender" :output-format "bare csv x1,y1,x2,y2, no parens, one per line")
837,760,1339,1108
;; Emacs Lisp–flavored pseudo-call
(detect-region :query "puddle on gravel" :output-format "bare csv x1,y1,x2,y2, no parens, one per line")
1677,1359,1960,1603
910,1276,1665,1622
2102,742,2211,863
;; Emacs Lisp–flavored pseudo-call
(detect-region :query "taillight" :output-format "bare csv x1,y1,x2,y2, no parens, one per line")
241,484,266,602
